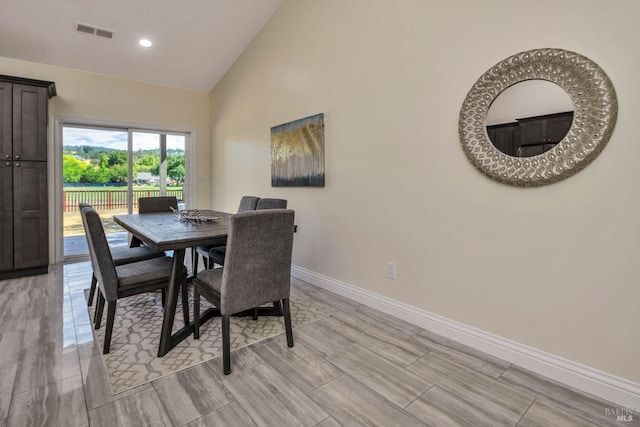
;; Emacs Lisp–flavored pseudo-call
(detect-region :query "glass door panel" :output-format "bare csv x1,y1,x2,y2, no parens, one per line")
167,134,186,210
131,132,186,212
62,126,129,257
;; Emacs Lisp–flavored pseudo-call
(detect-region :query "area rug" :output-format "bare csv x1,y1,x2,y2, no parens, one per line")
87,289,331,395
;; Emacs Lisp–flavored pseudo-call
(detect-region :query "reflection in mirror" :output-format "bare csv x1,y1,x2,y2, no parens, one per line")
485,80,574,157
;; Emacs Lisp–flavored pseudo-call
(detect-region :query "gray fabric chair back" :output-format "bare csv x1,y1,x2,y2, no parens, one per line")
256,198,287,210
220,209,294,315
237,196,260,212
138,196,178,213
80,206,119,302
80,204,99,285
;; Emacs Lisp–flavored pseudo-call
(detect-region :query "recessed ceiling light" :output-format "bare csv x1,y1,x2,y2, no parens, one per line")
139,39,152,48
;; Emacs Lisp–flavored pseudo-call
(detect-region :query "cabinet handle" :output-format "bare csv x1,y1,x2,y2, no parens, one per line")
15,155,20,159
15,163,20,167
4,154,9,159
5,162,10,166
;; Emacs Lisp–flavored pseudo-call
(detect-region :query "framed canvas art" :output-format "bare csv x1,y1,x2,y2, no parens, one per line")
271,113,325,187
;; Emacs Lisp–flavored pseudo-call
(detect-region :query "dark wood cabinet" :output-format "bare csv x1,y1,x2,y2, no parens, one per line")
487,111,573,158
517,111,573,156
0,75,56,280
486,122,519,156
0,161,13,272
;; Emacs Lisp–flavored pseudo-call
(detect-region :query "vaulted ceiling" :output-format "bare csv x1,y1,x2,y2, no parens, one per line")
0,0,283,92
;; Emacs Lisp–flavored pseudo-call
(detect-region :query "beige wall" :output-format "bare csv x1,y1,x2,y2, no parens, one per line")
209,0,640,383
0,56,211,207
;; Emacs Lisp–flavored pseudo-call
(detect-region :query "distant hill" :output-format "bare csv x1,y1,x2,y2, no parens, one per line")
63,145,184,161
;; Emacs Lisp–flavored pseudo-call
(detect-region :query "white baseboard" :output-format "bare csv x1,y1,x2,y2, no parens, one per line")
291,265,640,410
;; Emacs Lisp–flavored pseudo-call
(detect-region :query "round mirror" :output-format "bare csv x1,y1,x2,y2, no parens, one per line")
486,80,574,158
459,48,618,187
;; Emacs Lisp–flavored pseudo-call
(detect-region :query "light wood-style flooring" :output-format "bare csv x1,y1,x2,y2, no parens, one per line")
0,261,635,426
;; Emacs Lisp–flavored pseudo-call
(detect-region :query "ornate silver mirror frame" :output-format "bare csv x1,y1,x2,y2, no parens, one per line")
459,48,617,187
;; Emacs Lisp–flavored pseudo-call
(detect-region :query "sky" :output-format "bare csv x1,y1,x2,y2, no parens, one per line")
63,126,185,151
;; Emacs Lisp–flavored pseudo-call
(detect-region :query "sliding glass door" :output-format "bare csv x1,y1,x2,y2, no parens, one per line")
131,131,186,212
61,125,189,258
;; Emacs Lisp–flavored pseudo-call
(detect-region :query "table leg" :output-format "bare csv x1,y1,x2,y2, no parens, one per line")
129,233,142,248
158,248,186,357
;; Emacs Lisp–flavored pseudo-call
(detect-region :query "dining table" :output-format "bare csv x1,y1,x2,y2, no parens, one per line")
113,209,232,357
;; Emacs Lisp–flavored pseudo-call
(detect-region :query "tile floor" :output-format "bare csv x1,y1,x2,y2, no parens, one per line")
0,261,635,426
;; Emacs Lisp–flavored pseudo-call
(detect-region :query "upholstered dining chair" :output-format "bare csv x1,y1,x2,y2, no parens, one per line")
206,198,288,269
130,196,180,248
79,202,165,306
81,205,189,354
137,196,179,213
255,198,288,210
192,209,295,374
238,195,262,212
192,195,260,276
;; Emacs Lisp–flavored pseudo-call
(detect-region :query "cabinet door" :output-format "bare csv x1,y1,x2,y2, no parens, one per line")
487,127,495,144
13,161,48,269
0,161,13,271
519,120,545,146
546,114,573,143
0,82,11,162
487,123,519,156
13,85,48,161
493,126,517,156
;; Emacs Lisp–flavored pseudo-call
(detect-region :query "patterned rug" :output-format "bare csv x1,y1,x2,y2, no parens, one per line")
87,289,331,395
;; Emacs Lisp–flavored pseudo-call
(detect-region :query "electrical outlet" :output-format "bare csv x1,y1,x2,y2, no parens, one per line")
386,262,396,280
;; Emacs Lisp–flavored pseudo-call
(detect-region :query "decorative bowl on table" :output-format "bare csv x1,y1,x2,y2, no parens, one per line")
170,207,221,223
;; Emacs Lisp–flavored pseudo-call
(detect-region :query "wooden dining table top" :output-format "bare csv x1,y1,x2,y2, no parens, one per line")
113,210,232,252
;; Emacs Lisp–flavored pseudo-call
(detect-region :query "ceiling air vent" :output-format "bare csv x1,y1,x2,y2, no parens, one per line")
76,23,95,35
95,28,113,39
75,22,114,40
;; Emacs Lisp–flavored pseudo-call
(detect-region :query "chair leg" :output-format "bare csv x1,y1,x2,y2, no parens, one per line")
272,300,283,315
252,308,258,321
206,255,217,270
93,293,99,325
95,293,105,329
161,288,166,308
191,247,198,278
87,274,97,306
181,280,190,325
222,314,231,375
103,301,117,354
193,286,200,339
282,298,294,348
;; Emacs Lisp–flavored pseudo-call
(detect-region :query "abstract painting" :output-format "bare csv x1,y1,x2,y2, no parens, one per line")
271,113,325,187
